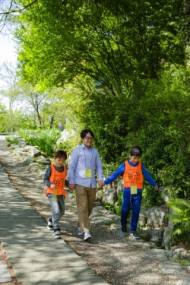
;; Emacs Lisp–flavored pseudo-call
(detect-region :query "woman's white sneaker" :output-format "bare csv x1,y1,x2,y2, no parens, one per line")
84,232,92,241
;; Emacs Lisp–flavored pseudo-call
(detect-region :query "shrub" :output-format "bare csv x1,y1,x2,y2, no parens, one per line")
19,129,60,156
168,198,190,244
6,136,20,145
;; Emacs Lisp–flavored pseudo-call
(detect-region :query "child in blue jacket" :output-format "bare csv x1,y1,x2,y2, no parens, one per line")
103,146,159,240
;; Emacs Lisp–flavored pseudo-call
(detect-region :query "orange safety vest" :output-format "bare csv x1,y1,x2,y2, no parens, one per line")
47,163,67,196
123,161,144,189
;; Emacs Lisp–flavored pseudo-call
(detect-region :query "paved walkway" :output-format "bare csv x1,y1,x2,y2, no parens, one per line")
0,138,109,284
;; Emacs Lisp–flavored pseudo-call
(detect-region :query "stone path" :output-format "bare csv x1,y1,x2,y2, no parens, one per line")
0,137,108,285
1,135,190,285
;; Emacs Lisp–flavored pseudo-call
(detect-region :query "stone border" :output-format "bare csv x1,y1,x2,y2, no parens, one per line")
0,243,22,285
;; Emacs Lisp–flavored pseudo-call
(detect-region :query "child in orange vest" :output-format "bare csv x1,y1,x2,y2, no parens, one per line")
43,150,68,239
103,146,159,240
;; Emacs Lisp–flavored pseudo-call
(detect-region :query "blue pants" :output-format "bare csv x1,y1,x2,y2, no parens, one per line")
48,194,65,229
121,189,142,232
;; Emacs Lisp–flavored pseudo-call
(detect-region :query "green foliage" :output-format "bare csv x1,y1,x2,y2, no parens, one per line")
142,186,163,208
104,203,115,212
19,129,60,156
11,0,190,222
168,198,190,242
0,112,8,132
103,189,122,216
0,107,34,132
114,190,123,216
56,135,80,156
174,257,190,266
124,66,190,201
6,136,20,145
40,86,84,131
15,0,187,88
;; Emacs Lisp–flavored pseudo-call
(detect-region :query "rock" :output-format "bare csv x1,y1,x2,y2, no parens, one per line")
96,189,104,201
176,278,190,285
139,211,148,227
21,145,41,157
11,145,41,162
139,207,168,245
162,220,173,249
27,163,42,171
102,187,115,206
146,206,167,228
140,228,164,245
172,248,188,258
91,205,118,225
165,250,173,258
109,223,120,231
150,228,164,245
159,262,185,275
18,139,26,147
171,247,190,259
92,216,114,225
33,156,51,165
0,262,11,283
16,157,33,167
38,170,46,179
92,205,120,223
149,248,168,262
139,229,152,241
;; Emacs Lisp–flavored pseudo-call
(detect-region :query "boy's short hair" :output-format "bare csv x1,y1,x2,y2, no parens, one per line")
80,129,95,139
130,146,142,157
54,150,67,160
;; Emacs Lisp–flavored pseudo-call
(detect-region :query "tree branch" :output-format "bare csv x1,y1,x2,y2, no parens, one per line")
0,0,38,16
0,0,13,32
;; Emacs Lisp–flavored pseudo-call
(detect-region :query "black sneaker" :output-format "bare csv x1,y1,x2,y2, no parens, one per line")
47,218,53,231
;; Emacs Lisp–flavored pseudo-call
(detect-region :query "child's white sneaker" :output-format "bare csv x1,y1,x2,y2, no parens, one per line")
128,232,140,241
47,217,53,231
53,228,61,239
84,231,92,241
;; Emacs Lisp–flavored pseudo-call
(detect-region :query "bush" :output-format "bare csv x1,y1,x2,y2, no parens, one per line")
19,129,60,156
114,190,123,215
6,136,20,145
56,135,80,156
125,66,190,203
168,198,190,244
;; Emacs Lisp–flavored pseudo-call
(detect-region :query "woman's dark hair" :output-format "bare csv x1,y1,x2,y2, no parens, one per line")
54,150,67,159
130,146,142,157
80,129,95,139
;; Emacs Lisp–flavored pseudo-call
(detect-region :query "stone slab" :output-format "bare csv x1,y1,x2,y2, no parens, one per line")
0,261,12,283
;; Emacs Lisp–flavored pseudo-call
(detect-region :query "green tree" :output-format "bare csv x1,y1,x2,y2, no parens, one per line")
11,0,190,206
14,0,188,159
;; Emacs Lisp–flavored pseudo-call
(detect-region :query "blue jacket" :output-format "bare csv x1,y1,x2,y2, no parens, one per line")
104,160,157,189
